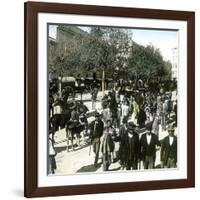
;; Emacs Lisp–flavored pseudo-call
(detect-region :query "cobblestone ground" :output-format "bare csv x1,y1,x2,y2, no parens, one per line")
52,91,177,175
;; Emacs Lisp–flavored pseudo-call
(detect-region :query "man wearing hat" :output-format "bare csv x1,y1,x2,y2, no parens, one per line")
120,122,140,170
89,112,104,167
126,122,140,170
140,122,160,169
101,120,115,171
48,131,56,174
118,117,128,169
161,123,177,168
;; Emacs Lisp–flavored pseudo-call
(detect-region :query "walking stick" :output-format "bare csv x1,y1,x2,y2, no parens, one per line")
89,139,92,156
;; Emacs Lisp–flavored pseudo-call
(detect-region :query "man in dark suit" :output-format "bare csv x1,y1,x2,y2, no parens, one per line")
161,123,177,168
119,121,140,170
140,122,160,169
118,117,128,169
125,122,140,170
137,105,146,128
90,112,104,167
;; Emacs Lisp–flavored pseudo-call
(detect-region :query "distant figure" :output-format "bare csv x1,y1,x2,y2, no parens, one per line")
140,122,160,169
121,100,129,125
118,117,128,169
119,86,126,104
101,94,109,109
89,112,104,167
174,100,177,126
167,97,173,118
79,100,89,114
91,84,98,109
131,97,139,125
48,134,56,174
101,106,111,126
101,120,115,171
137,106,146,128
53,98,62,115
145,107,153,125
109,92,119,128
161,123,177,168
161,99,168,130
151,111,160,136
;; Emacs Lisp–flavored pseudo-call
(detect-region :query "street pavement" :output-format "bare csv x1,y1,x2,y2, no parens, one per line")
54,127,177,175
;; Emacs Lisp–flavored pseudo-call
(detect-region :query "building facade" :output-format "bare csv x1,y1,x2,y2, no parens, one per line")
171,47,178,80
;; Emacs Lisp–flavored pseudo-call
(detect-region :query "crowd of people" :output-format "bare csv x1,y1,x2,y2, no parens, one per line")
48,80,178,173
89,84,177,171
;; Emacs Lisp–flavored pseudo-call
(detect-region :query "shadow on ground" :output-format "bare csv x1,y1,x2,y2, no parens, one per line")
74,143,90,151
76,163,101,173
108,166,121,171
55,142,90,153
154,164,161,168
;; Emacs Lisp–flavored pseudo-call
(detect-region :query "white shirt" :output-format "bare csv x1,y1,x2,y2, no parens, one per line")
128,133,133,138
54,105,62,114
169,136,174,146
122,105,129,117
146,134,152,145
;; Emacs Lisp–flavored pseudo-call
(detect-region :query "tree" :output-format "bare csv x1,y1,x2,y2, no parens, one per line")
48,25,172,90
80,27,132,78
128,43,172,83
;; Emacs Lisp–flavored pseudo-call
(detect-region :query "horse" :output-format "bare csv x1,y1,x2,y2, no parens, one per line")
49,97,72,148
66,120,85,151
49,111,71,142
66,105,89,151
50,110,85,152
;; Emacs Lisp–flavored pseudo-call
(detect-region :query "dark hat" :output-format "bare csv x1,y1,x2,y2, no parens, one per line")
95,112,100,117
128,122,136,130
145,122,152,131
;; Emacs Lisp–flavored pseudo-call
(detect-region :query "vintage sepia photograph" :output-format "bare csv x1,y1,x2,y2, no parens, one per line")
24,2,195,197
48,24,178,175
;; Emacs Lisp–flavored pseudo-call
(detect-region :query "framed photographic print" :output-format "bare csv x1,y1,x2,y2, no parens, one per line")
24,1,195,198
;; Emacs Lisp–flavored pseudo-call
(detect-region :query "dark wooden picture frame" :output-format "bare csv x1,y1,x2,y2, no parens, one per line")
24,1,195,198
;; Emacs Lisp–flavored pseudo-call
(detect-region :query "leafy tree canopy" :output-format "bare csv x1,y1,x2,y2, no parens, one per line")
48,25,172,83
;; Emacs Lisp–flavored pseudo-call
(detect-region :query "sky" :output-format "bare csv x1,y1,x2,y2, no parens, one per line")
49,25,178,63
130,29,178,62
